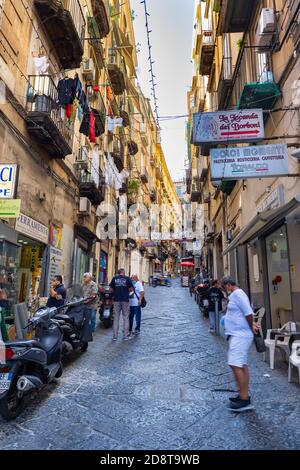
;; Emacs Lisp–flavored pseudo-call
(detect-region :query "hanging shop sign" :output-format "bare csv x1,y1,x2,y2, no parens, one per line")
49,223,63,249
15,213,49,244
193,109,264,145
210,144,289,180
0,164,19,199
0,199,21,218
256,185,285,213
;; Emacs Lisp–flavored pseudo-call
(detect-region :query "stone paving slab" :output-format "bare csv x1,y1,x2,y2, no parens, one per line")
0,279,299,450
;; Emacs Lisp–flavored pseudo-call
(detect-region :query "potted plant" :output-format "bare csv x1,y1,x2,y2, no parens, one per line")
127,179,140,204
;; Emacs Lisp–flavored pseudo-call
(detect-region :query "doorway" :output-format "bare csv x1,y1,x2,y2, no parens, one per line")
265,225,292,328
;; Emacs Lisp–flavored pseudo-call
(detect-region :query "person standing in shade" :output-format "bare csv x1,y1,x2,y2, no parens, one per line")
46,275,66,309
129,274,144,336
222,276,258,412
110,269,133,341
82,273,98,333
208,280,224,333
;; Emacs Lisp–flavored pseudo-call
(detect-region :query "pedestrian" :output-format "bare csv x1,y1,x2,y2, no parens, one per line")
82,273,98,333
129,274,145,336
46,275,66,309
222,276,258,412
207,280,224,333
109,268,134,341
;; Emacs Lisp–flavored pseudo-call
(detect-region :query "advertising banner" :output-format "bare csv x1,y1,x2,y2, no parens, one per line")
193,109,264,145
210,144,289,180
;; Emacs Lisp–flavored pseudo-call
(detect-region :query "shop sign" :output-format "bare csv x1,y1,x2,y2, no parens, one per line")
193,109,264,145
257,185,285,213
0,164,18,199
0,199,21,218
210,144,289,180
45,246,63,296
15,213,49,244
49,223,62,249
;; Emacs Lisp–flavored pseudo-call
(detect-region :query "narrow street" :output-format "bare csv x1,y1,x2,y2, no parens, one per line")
0,280,300,450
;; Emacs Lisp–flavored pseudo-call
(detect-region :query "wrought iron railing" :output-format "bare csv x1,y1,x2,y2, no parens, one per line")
26,74,73,148
63,0,85,46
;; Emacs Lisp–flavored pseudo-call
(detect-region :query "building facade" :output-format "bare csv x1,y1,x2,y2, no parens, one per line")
0,0,178,325
188,0,300,329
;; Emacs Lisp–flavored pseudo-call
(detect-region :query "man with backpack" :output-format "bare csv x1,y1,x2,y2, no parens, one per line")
109,269,133,341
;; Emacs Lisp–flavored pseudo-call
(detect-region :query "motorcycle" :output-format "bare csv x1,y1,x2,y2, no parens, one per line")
196,281,210,318
54,286,93,355
99,285,114,328
0,306,64,421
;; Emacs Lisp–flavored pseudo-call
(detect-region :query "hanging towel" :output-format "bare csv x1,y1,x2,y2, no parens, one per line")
89,110,96,143
65,103,72,119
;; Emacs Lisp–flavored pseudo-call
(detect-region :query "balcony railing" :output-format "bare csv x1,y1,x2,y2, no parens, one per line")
140,167,149,184
79,169,105,205
217,0,259,34
34,0,85,69
26,75,73,158
199,30,215,76
91,0,110,39
107,49,126,95
217,56,233,109
232,46,281,110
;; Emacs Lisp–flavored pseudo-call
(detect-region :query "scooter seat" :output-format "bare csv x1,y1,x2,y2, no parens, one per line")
6,340,44,349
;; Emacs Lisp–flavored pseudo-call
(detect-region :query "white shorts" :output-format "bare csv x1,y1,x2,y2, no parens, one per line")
228,335,253,368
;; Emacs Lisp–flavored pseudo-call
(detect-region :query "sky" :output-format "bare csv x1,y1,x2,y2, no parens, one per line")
131,0,195,181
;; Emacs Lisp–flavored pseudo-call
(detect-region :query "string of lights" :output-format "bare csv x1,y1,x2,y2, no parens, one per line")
140,0,160,129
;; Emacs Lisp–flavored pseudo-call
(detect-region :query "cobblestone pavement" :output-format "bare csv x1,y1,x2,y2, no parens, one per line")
1,279,300,450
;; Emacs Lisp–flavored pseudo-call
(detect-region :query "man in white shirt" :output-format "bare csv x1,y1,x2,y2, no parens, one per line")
222,276,258,412
129,275,145,336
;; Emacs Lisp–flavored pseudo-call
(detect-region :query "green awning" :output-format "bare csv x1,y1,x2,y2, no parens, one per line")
238,81,281,110
220,180,236,195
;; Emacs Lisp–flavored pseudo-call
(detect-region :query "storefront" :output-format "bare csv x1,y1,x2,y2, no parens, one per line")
0,222,19,322
99,249,108,285
73,224,97,285
224,193,300,330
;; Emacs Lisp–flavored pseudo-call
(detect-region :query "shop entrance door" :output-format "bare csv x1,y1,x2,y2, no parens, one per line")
265,225,292,328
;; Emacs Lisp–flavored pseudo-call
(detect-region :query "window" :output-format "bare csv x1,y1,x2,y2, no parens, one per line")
257,53,273,83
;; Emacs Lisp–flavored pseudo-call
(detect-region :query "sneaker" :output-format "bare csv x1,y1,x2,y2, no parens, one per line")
123,335,133,341
112,337,117,342
208,328,216,334
229,394,251,403
228,398,254,412
134,330,140,335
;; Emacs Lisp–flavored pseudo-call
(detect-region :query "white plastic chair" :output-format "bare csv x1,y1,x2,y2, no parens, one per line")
288,340,300,383
253,307,265,339
264,322,292,370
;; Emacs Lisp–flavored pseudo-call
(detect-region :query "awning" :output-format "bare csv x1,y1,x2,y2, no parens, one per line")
223,194,300,256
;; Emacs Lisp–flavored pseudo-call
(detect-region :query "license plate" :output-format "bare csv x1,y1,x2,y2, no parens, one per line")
103,309,110,319
0,373,13,393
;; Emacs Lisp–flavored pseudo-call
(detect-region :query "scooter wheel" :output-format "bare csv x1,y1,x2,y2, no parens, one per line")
0,373,25,421
81,342,88,352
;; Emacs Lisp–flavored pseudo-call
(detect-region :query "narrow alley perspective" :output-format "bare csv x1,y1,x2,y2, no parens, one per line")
1,0,300,462
1,281,300,451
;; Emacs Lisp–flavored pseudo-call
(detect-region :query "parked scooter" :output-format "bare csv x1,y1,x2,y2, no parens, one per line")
197,280,210,318
99,285,114,328
0,306,64,420
54,286,93,355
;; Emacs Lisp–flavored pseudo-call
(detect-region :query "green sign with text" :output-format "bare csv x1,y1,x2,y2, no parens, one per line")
0,199,21,218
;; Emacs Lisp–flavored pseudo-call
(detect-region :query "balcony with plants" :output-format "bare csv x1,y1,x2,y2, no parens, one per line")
34,0,85,69
26,75,73,158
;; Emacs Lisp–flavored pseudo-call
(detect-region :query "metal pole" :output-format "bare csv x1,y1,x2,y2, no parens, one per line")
215,299,220,336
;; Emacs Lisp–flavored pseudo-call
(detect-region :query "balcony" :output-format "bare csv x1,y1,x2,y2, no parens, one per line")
34,0,85,69
140,167,149,184
128,140,138,156
111,138,124,172
218,0,259,34
150,189,157,202
26,75,73,158
156,167,163,181
199,30,215,76
108,49,126,95
217,57,233,110
140,122,149,146
91,0,110,39
191,179,201,203
232,46,281,111
79,170,105,205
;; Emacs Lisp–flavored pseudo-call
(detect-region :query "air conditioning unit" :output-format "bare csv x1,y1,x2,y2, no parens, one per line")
78,197,92,216
82,58,96,81
256,8,275,48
